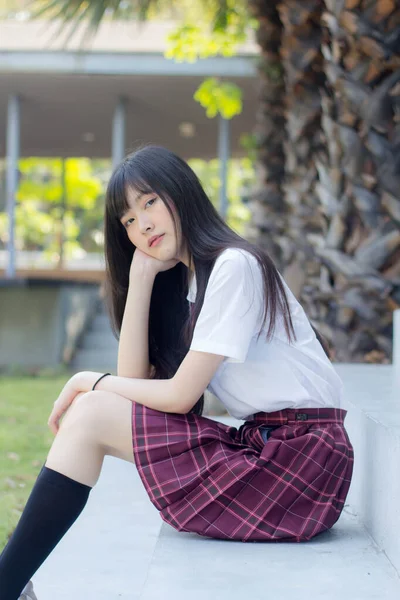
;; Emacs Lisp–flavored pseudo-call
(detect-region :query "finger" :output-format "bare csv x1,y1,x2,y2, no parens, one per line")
48,413,60,435
47,418,56,435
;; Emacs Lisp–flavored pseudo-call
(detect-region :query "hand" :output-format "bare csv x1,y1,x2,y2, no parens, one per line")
130,247,180,281
47,372,99,435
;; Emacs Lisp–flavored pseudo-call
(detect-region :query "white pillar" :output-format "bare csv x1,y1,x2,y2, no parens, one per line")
112,97,127,168
218,115,230,220
5,94,20,279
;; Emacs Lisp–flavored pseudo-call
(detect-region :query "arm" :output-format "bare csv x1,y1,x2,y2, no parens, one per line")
101,251,261,412
117,263,154,379
117,248,178,378
80,350,225,414
55,253,259,428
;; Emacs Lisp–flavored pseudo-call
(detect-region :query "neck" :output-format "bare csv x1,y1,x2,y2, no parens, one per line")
179,245,195,273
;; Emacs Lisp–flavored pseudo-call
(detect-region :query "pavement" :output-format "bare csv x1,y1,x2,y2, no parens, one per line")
32,413,400,600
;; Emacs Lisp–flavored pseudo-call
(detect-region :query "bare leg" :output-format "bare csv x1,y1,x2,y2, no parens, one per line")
0,391,136,598
45,390,135,487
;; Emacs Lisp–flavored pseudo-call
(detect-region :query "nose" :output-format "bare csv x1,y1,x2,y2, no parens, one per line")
137,214,154,235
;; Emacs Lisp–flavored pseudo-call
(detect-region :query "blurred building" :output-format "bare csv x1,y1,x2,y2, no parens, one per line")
0,19,257,383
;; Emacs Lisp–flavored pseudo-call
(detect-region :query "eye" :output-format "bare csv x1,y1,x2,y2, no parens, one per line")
124,197,156,227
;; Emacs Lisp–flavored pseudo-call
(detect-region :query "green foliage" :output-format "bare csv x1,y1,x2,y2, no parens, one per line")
28,0,253,119
165,17,247,62
239,132,259,164
0,374,71,546
17,158,101,208
194,77,242,118
164,1,252,119
29,0,251,37
0,155,254,259
0,158,104,262
188,157,254,235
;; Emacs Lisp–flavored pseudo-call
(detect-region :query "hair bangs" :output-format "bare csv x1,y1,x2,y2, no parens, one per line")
106,163,129,222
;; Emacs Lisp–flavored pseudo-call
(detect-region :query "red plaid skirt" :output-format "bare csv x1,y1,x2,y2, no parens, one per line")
131,404,354,543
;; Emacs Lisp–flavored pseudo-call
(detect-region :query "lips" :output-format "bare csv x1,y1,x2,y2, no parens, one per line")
149,234,164,247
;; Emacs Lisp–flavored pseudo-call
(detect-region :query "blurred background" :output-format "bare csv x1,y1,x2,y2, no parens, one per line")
0,0,261,376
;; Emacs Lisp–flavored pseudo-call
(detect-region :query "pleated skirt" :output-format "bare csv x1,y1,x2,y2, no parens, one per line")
131,403,354,543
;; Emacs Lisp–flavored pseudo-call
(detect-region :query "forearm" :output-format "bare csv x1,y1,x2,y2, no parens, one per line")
118,268,155,378
79,371,182,414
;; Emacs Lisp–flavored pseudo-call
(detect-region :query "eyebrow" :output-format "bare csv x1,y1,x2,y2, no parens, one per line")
120,192,151,220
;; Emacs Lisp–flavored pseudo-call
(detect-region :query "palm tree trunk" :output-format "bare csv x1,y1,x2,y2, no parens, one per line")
275,0,327,321
309,0,400,362
245,1,288,264
248,0,400,364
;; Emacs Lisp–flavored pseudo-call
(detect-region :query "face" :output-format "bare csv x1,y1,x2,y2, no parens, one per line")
119,187,189,266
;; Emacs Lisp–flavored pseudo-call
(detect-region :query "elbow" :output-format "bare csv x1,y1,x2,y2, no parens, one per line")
167,379,196,415
172,394,199,415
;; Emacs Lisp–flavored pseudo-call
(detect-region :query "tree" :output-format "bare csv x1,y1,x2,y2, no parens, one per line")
249,1,400,363
189,157,253,234
27,0,400,363
0,158,103,266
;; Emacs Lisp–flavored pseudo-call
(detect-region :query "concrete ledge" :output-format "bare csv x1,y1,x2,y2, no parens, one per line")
25,363,400,597
33,454,400,599
0,281,100,369
335,364,400,576
151,511,399,600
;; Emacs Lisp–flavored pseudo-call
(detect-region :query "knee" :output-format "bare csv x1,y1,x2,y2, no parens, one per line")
59,390,101,436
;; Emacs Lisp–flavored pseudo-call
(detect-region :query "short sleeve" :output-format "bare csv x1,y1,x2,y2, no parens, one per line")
189,250,264,363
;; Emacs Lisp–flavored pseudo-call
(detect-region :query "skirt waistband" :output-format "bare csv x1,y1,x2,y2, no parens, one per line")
249,408,347,426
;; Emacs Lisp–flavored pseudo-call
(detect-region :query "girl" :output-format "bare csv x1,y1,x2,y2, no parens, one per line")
0,145,354,600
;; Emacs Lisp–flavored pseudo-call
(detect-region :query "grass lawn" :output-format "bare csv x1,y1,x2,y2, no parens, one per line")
0,372,72,548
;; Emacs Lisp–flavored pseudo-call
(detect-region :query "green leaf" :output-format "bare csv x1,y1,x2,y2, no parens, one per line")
194,78,242,119
2,158,104,259
166,20,246,62
188,156,253,234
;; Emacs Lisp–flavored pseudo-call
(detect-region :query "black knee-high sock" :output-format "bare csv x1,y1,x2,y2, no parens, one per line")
0,465,92,600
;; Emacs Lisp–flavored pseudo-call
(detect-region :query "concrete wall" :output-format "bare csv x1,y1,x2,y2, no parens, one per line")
0,280,100,369
335,364,400,575
344,398,400,574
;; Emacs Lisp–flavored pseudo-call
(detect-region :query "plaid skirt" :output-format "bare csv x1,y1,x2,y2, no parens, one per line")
131,404,354,543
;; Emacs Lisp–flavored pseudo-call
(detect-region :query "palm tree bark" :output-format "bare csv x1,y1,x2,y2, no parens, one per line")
245,0,288,264
307,0,400,362
275,0,327,327
248,0,399,364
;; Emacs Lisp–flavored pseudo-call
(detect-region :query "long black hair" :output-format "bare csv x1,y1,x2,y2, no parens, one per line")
103,144,331,416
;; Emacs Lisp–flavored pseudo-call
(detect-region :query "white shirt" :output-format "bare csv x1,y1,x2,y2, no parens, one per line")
187,248,344,420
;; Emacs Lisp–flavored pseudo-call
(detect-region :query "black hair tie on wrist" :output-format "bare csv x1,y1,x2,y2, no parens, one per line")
92,372,111,391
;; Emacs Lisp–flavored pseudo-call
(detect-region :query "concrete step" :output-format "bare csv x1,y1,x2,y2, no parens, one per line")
69,348,117,372
31,417,400,599
335,363,400,575
143,510,399,600
31,457,160,600
69,299,119,370
90,314,114,330
79,330,119,351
